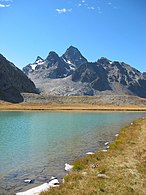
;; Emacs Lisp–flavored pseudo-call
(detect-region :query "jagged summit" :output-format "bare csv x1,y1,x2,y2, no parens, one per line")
62,46,87,67
35,56,44,63
22,46,146,98
46,51,59,60
23,46,87,79
97,57,112,65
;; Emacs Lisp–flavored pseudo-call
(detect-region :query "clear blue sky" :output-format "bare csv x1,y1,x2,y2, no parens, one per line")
0,0,146,72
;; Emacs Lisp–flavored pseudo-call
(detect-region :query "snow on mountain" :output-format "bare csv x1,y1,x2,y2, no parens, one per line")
23,46,146,98
30,64,37,70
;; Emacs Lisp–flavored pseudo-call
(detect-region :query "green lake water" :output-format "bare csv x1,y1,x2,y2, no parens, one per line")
0,111,146,194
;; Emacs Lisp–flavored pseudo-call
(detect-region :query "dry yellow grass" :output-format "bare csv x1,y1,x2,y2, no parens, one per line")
1,102,146,111
41,117,146,195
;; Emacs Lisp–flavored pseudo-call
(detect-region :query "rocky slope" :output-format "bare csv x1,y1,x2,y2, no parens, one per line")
0,54,38,102
23,46,146,98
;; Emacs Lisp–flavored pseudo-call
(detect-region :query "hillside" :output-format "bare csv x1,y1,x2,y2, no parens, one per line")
0,54,38,102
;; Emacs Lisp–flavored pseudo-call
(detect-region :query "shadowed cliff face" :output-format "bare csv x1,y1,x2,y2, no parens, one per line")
0,54,38,103
72,62,111,91
23,46,146,98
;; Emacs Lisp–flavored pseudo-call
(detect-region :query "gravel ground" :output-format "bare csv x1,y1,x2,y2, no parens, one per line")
22,93,146,106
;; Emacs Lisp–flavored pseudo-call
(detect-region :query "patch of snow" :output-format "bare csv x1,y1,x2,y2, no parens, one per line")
16,177,59,195
109,61,113,64
67,60,72,64
62,57,68,63
69,64,75,70
30,61,46,70
48,177,59,187
36,59,43,64
16,183,50,195
37,61,46,65
31,64,37,70
62,58,75,70
62,58,74,66
65,163,73,172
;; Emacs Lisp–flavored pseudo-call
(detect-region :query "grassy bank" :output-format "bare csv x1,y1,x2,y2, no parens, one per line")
1,102,146,111
41,117,146,195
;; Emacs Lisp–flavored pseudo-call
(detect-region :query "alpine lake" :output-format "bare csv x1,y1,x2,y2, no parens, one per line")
0,111,146,194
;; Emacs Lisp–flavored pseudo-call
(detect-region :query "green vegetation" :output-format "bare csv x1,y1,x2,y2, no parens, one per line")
41,118,146,195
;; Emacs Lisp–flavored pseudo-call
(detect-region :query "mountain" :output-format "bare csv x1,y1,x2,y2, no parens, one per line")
0,54,38,102
23,46,146,98
62,46,88,67
23,46,87,79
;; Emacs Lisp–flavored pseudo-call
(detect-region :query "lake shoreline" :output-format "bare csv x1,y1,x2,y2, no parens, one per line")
41,117,146,195
1,102,146,112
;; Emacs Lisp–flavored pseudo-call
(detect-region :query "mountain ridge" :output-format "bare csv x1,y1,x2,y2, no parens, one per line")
23,46,146,98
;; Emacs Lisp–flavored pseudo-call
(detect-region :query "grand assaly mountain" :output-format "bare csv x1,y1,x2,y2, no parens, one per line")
23,46,146,98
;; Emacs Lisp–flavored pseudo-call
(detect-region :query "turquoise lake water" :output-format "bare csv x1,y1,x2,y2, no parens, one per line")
0,111,146,194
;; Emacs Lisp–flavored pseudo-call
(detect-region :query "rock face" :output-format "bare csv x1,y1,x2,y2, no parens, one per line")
62,46,88,67
23,46,146,98
0,54,38,102
72,62,111,91
23,46,87,80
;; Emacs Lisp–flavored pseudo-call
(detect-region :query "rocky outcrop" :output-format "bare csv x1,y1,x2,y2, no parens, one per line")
0,54,38,102
97,58,146,98
23,46,87,80
61,46,87,67
72,62,111,91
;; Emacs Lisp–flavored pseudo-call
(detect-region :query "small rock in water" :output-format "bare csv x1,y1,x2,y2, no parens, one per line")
104,142,109,146
86,152,95,155
24,179,34,184
48,176,59,187
97,174,110,179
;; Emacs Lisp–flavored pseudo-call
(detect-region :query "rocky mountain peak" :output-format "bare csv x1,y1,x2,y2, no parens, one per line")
65,45,80,54
35,56,44,64
97,57,111,65
62,45,87,67
46,51,59,60
45,51,60,68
